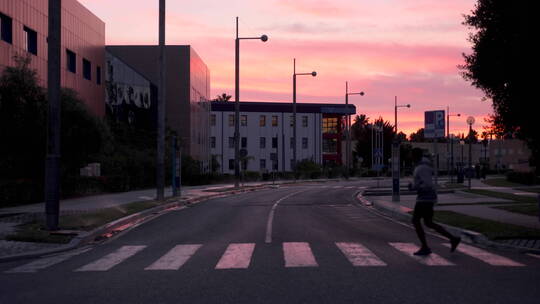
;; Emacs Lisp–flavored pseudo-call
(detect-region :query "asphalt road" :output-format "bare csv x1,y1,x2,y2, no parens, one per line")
1,180,539,304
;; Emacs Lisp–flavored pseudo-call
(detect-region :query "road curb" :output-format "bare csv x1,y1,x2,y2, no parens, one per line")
0,185,271,263
355,193,540,255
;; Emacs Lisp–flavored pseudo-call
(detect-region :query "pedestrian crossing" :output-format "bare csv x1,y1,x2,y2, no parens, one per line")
3,241,530,274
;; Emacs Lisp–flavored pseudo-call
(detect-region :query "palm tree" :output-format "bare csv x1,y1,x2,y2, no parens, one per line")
213,93,232,102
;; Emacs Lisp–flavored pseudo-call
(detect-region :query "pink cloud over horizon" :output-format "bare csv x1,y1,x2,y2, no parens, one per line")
79,0,490,136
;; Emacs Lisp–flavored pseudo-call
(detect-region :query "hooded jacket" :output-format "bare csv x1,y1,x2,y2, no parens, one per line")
411,157,437,203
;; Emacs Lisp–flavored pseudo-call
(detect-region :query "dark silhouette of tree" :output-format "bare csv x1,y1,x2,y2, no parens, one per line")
351,115,394,170
467,128,479,144
461,1,536,165
213,93,232,102
409,128,425,142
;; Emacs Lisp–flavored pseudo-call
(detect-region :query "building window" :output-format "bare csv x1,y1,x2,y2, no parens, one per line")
260,137,266,149
228,137,235,149
0,13,13,44
229,159,235,170
228,114,235,127
210,114,216,126
241,137,247,148
290,115,294,127
322,117,338,134
259,115,266,127
23,26,37,55
210,136,216,148
241,115,247,126
83,58,92,80
323,138,338,153
96,66,102,85
302,137,308,149
260,159,266,170
290,137,295,149
302,116,308,127
272,115,278,127
272,137,278,149
66,49,76,73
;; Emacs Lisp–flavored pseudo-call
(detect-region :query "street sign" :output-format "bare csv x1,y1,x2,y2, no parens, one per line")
425,110,445,138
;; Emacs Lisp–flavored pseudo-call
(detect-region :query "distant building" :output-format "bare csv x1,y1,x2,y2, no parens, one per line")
210,101,355,174
106,45,210,170
0,0,105,116
489,139,532,172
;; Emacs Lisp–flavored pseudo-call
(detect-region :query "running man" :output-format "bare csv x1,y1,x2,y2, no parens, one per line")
409,150,461,256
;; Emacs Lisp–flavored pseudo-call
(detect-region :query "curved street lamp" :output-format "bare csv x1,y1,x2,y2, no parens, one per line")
345,81,364,175
234,17,268,187
447,106,461,182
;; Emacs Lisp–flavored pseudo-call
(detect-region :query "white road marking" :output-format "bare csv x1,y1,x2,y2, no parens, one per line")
526,253,540,259
145,244,202,270
333,186,343,189
75,245,146,272
138,196,154,200
336,242,386,266
265,190,306,243
215,243,255,269
443,243,524,266
389,242,454,266
283,242,318,267
5,247,92,273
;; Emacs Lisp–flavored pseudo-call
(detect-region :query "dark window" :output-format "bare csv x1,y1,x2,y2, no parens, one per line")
96,66,101,85
260,159,266,170
260,137,266,149
23,26,37,55
241,115,247,126
272,115,278,126
241,137,247,148
323,138,338,153
0,13,13,44
66,49,76,73
228,114,235,127
302,137,308,149
290,115,294,127
272,137,278,148
228,137,235,149
210,114,216,126
290,137,295,149
259,115,266,127
302,116,308,127
83,58,91,80
229,159,235,170
210,136,216,148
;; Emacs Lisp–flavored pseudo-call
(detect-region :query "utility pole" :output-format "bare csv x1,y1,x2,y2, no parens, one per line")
293,58,297,181
156,0,166,200
234,17,240,188
45,0,62,230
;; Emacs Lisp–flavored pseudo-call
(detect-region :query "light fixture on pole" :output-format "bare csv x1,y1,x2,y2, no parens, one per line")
345,81,364,176
392,96,410,202
292,58,316,180
235,17,268,188
447,107,461,182
394,96,410,135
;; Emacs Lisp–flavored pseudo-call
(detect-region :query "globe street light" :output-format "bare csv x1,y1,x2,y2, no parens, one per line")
467,116,475,189
235,17,268,188
292,58,316,179
345,81,364,176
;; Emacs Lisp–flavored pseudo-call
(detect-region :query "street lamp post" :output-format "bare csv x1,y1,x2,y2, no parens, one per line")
467,116,475,189
392,96,410,202
447,107,461,183
234,17,268,188
292,58,316,180
345,81,364,177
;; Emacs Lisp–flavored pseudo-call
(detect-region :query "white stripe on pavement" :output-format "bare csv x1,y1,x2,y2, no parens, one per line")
265,190,305,243
75,245,146,272
336,242,386,266
5,247,91,273
389,242,454,266
145,244,202,270
283,242,318,267
215,243,255,269
443,243,524,266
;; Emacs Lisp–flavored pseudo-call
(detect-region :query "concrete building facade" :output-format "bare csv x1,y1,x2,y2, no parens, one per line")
106,45,211,170
210,102,355,174
0,0,105,116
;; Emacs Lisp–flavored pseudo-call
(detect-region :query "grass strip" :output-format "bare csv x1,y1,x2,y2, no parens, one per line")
464,189,536,204
5,200,164,244
492,204,539,217
437,201,521,206
433,210,540,240
513,187,540,194
481,178,525,188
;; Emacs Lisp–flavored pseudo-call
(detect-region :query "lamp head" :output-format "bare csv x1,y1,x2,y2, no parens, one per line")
457,113,461,117
406,104,411,108
260,35,268,42
311,71,317,77
360,92,365,96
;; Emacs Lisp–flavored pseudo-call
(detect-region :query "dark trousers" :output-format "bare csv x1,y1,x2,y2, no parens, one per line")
412,202,455,248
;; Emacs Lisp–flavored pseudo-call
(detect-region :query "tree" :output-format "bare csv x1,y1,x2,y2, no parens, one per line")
351,115,394,170
409,128,425,142
461,1,536,165
213,93,232,102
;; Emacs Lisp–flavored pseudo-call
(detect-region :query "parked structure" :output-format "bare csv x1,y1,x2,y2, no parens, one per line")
0,0,105,116
106,45,211,170
210,101,355,174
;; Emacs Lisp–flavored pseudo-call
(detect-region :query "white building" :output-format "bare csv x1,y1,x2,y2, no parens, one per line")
210,101,355,174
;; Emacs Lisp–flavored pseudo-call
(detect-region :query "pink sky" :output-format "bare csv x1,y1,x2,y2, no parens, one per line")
79,0,490,136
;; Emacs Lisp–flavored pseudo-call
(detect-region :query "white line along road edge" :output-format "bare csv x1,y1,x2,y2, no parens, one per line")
265,190,306,244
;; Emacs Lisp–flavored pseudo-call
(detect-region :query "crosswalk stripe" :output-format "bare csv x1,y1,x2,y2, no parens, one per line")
443,243,524,266
336,242,386,266
389,242,454,266
75,245,146,272
4,247,91,273
215,243,255,269
145,244,202,270
283,242,318,267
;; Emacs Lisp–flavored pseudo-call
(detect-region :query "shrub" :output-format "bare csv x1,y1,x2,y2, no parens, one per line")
506,171,539,185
